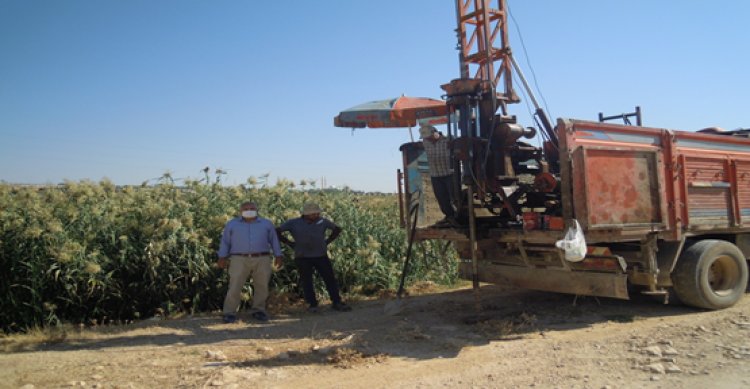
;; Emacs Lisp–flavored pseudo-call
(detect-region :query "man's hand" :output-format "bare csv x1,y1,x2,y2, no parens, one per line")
217,257,228,269
273,256,283,270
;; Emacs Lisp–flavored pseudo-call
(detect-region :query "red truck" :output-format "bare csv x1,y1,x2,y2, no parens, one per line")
336,0,749,310
400,118,750,309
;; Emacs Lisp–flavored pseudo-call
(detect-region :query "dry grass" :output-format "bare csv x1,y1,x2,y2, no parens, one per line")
0,325,71,353
326,347,389,369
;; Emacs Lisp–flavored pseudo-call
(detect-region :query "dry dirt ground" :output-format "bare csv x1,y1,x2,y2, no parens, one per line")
2,283,750,389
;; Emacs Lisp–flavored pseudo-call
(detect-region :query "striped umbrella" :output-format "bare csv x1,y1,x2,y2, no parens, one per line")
334,95,449,128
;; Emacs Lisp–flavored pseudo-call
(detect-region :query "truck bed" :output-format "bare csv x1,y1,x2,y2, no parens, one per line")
560,119,750,242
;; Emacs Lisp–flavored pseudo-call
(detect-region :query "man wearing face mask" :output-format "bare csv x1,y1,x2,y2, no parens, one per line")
276,203,351,313
217,201,283,323
419,124,458,227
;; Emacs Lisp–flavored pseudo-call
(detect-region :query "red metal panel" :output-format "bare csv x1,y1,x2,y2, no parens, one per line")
737,161,750,226
684,156,727,182
574,148,662,228
686,188,732,226
678,154,690,228
562,119,750,240
683,157,733,228
661,131,681,240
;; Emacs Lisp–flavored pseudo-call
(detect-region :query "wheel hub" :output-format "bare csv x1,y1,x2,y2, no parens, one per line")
707,255,740,296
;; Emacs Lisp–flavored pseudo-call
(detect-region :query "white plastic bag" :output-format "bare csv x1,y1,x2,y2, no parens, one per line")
555,219,587,262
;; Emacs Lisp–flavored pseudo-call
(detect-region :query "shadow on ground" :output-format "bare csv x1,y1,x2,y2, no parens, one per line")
2,283,725,368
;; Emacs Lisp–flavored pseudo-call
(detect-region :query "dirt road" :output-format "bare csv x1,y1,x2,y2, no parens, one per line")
2,284,750,388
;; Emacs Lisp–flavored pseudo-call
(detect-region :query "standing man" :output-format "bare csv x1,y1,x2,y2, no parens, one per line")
217,201,283,323
277,203,351,313
420,124,458,227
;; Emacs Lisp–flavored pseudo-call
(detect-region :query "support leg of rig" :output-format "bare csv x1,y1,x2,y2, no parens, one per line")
467,184,481,315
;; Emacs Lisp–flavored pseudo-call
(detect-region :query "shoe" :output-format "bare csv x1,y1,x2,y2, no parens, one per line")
307,306,319,313
222,314,237,324
251,311,269,322
332,303,352,312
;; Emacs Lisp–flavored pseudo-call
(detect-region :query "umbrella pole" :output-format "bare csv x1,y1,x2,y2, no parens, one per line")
408,127,414,143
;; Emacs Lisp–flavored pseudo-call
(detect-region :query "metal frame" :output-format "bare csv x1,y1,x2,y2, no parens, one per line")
455,0,516,102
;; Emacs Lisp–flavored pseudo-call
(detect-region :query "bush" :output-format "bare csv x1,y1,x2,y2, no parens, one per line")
0,179,457,332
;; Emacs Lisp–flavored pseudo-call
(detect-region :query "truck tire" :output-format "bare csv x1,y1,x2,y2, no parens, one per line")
671,240,748,310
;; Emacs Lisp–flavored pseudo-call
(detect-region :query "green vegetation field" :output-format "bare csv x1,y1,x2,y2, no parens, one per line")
0,178,457,333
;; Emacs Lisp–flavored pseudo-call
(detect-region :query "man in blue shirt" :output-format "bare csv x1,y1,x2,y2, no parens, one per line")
217,201,283,323
277,203,351,313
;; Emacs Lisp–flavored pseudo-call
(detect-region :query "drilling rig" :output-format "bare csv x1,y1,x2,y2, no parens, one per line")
348,0,750,310
437,0,560,230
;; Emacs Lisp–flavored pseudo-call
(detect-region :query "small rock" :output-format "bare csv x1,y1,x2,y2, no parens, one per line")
650,375,661,382
644,346,663,357
697,325,709,332
660,357,676,363
311,344,321,353
258,346,273,354
342,334,355,342
19,385,35,389
658,340,674,347
204,350,227,361
647,363,665,374
665,363,682,374
662,346,679,356
209,380,224,386
286,349,300,357
91,374,104,380
277,352,290,360
94,366,105,371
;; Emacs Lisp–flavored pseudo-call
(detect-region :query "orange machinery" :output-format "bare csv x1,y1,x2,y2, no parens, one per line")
397,0,750,309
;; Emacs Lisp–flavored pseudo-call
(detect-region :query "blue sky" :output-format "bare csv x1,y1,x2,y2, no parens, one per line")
2,1,748,192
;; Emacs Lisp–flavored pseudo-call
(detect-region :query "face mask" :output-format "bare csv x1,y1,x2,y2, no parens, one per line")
241,210,258,218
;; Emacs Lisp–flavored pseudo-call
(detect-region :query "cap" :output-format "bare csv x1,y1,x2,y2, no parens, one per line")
302,202,323,215
419,125,437,139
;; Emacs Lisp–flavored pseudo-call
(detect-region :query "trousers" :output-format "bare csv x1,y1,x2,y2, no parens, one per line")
295,256,342,307
431,174,456,218
223,254,272,314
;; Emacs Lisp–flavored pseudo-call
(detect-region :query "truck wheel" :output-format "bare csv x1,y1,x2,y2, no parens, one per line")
671,240,748,310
